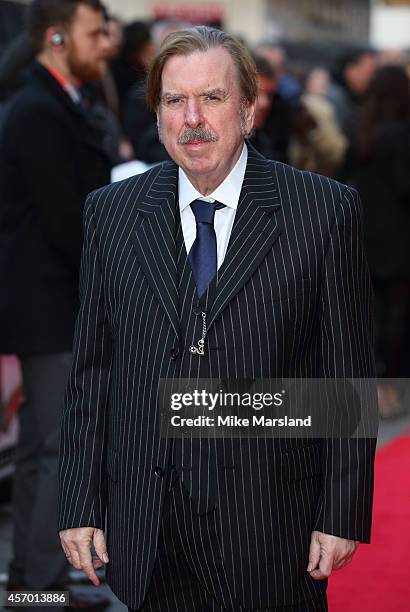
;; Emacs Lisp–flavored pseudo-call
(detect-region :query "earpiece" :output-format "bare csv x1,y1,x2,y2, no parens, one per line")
50,32,64,46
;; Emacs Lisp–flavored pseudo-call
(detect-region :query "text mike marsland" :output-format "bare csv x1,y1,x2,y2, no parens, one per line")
170,414,312,428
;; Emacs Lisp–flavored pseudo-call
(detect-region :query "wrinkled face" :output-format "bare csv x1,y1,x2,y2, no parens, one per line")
157,47,255,189
254,74,276,129
66,5,110,84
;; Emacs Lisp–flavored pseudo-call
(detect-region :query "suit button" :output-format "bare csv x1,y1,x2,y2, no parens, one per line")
170,348,179,360
193,303,204,316
154,466,164,477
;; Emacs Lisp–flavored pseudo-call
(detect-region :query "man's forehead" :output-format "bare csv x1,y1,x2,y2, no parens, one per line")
161,48,237,92
72,4,103,30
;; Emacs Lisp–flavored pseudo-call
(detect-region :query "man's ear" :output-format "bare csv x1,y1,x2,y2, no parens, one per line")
44,27,67,53
156,112,163,144
243,100,256,137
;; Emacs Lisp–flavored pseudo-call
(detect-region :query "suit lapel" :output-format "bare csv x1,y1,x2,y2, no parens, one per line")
130,147,282,339
208,145,282,330
130,162,181,340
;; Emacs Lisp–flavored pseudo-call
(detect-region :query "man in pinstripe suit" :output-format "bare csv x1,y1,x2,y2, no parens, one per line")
58,27,376,611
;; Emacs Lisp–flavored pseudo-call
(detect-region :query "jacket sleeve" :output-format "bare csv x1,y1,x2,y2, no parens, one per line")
58,191,113,530
313,185,377,543
14,106,86,273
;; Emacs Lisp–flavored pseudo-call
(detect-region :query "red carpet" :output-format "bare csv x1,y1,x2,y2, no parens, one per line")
328,430,410,611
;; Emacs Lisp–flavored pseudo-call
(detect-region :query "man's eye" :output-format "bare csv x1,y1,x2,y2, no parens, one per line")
167,98,182,105
205,95,220,101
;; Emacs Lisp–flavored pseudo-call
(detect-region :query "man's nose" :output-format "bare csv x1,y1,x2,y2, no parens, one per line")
184,98,204,127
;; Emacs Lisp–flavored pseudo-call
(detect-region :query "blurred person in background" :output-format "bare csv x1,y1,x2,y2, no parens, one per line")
289,67,347,177
305,67,331,96
377,48,408,67
0,0,112,605
122,20,171,163
255,42,301,107
247,53,277,158
123,81,171,163
0,7,126,165
122,20,194,164
97,13,123,118
106,14,123,59
343,65,410,418
151,18,192,49
100,14,135,161
250,52,293,162
111,20,155,122
83,11,134,164
406,58,410,81
327,47,377,140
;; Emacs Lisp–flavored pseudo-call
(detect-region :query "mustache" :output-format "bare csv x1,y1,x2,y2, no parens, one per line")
178,127,219,145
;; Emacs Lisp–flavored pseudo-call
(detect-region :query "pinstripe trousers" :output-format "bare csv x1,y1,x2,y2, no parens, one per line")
131,447,328,612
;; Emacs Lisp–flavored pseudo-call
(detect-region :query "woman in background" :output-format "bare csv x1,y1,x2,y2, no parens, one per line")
345,65,410,417
288,67,347,177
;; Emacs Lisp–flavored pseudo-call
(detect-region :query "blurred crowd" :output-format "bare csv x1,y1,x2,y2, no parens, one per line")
1,10,409,176
0,0,409,603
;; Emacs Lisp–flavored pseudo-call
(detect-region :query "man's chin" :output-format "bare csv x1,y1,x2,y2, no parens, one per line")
73,64,107,84
182,160,218,179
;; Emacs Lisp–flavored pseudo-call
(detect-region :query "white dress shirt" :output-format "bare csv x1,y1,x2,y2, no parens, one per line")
178,142,248,270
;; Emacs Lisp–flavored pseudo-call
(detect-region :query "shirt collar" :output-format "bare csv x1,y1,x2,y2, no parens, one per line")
178,142,248,213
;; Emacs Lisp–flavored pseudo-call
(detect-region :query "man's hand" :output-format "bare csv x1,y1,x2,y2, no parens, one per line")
59,527,109,586
307,530,359,580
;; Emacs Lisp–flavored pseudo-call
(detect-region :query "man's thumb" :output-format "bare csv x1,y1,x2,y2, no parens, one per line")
307,533,321,572
93,529,109,564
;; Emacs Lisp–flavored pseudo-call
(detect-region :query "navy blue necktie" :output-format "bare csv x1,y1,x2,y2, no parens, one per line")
188,199,225,298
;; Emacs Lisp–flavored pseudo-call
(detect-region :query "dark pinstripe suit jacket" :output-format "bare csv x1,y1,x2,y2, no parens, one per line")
58,144,376,610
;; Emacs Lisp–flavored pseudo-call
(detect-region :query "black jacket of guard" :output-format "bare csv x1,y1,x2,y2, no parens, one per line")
0,61,112,355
